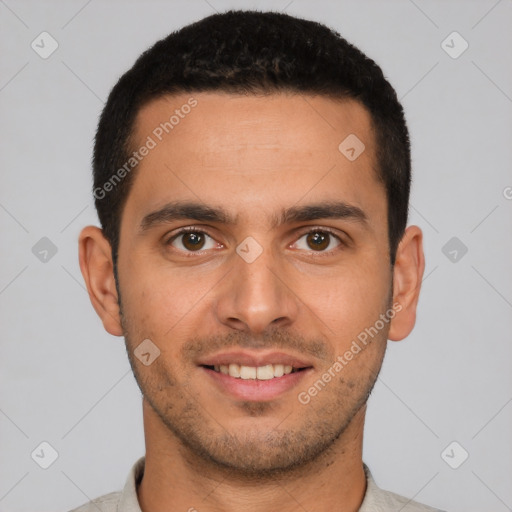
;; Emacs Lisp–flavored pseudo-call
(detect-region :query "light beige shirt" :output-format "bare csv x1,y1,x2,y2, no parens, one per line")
69,457,445,512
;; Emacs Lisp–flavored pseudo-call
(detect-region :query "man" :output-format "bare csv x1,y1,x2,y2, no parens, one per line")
73,9,444,512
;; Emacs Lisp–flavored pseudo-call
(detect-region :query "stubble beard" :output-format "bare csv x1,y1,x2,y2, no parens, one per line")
122,338,386,479
118,286,390,479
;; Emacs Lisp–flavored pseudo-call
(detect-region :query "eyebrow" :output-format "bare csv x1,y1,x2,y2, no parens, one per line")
139,200,368,232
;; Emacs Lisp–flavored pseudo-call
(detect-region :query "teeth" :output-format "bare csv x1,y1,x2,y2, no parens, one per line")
256,364,274,380
228,363,240,377
273,364,284,377
240,365,257,379
214,363,298,379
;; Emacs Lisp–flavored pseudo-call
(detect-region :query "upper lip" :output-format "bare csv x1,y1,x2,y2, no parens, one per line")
197,350,314,369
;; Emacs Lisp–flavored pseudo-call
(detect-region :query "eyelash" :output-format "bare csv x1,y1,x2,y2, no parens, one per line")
165,226,345,257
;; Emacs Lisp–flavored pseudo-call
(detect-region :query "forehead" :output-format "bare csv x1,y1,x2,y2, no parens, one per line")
132,91,375,159
124,92,384,226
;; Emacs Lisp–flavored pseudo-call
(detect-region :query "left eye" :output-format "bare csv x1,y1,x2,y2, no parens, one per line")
293,230,341,252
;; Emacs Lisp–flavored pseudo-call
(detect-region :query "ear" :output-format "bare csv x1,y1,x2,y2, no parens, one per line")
388,225,425,341
78,226,123,336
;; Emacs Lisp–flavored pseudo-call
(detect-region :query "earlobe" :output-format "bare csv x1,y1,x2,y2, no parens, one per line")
388,225,425,341
78,226,123,337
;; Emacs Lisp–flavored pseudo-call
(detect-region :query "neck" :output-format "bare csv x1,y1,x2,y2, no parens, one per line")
138,400,367,512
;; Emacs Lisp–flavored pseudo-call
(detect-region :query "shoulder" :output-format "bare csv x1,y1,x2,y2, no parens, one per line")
68,491,121,512
368,487,445,511
67,456,145,512
360,464,446,512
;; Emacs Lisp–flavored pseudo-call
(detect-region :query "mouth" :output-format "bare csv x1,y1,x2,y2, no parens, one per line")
201,363,307,380
197,351,314,401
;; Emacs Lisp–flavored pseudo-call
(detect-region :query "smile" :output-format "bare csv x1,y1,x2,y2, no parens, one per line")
204,363,305,380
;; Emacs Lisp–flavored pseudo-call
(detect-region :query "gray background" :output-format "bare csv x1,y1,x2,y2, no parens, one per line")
1,0,511,511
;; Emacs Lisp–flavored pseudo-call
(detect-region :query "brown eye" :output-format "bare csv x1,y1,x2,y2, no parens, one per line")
306,231,329,251
293,229,341,253
168,229,217,252
181,232,205,251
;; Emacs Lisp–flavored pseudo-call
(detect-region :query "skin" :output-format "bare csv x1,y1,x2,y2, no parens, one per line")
79,92,424,512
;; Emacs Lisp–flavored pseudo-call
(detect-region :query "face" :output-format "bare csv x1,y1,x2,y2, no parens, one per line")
83,92,422,476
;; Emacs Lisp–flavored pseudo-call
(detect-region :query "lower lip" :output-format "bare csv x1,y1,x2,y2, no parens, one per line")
202,367,312,401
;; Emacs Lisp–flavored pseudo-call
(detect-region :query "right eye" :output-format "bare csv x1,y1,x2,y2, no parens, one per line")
166,227,222,253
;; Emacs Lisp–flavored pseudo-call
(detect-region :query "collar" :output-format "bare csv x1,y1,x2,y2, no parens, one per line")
118,457,415,512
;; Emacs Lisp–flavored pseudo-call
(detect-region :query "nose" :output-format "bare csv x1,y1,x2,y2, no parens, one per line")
213,243,300,335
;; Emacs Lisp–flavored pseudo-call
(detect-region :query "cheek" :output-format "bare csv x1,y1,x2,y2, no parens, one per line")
119,260,216,344
295,261,391,342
